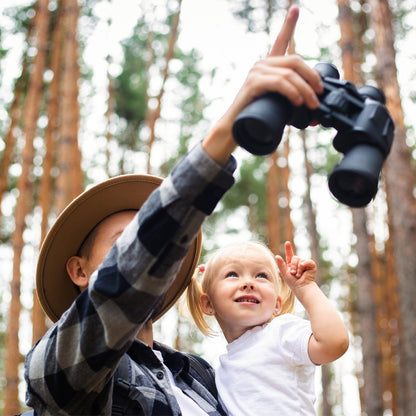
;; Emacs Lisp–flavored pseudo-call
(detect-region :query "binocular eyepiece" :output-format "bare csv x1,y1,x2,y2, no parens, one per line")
232,62,395,207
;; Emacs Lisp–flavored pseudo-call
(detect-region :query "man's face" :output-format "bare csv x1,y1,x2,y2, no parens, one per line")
80,210,137,281
69,209,154,343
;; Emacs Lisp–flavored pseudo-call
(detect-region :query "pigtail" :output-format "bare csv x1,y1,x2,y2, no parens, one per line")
187,266,212,336
279,278,295,315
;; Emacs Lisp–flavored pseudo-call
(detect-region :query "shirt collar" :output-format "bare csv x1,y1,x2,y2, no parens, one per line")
127,339,189,376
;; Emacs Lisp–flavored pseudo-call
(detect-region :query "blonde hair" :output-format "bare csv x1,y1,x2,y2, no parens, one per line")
186,241,295,336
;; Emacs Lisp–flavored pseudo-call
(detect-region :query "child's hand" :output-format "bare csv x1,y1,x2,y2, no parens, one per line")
275,241,317,291
277,242,349,365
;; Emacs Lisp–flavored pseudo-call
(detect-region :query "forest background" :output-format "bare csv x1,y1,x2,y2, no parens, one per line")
0,0,415,415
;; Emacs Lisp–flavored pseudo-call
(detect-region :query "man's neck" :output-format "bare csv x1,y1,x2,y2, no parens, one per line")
136,320,153,348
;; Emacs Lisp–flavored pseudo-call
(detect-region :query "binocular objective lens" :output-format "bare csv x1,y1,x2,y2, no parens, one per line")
335,173,368,197
328,144,384,207
241,119,275,144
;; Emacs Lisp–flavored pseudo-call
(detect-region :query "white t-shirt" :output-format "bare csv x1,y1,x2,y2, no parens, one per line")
153,350,210,416
215,313,316,416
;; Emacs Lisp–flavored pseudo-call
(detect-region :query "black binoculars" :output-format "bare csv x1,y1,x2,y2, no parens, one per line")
232,63,395,207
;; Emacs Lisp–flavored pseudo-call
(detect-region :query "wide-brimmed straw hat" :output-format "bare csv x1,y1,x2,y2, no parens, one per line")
36,174,202,323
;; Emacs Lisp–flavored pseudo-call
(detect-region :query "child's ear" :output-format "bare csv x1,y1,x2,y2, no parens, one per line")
274,296,283,315
66,256,89,290
200,294,215,315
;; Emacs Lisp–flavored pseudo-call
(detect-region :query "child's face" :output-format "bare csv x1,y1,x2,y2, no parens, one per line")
201,245,281,343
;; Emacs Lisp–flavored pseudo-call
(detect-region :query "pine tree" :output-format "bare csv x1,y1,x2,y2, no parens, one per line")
4,0,50,413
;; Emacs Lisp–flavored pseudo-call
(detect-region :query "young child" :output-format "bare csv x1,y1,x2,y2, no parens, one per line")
187,240,349,415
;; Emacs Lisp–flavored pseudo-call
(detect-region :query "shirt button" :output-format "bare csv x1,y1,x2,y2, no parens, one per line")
156,371,164,380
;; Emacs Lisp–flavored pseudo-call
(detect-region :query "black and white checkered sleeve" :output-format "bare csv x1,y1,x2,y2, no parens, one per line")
25,141,236,415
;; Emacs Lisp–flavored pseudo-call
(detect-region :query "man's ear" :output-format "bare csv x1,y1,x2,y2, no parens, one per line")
200,294,215,315
66,256,89,290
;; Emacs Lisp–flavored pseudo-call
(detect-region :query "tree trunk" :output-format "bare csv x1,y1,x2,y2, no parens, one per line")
0,25,32,242
0,82,23,238
266,151,281,253
33,0,66,344
383,232,401,414
370,227,400,414
353,209,384,415
55,0,82,213
337,0,393,413
369,1,416,413
146,0,182,174
105,54,115,178
301,130,334,416
3,1,50,414
282,135,294,245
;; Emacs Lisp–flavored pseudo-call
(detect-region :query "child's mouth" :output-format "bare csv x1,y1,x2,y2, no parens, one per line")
235,297,259,304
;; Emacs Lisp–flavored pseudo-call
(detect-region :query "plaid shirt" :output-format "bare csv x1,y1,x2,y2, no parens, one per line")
25,142,236,415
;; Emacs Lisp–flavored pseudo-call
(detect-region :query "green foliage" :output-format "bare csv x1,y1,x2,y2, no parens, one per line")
159,48,207,175
0,28,8,63
230,0,289,33
114,18,148,129
206,156,268,240
391,1,415,41
0,3,33,102
2,2,36,35
174,49,207,126
113,11,207,169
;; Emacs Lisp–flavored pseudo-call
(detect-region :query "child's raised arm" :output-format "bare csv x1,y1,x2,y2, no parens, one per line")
276,241,349,365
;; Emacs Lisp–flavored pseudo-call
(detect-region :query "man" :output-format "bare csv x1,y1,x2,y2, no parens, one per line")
25,6,324,415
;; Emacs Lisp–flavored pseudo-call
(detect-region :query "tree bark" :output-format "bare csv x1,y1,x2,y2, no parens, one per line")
282,135,294,245
383,232,401,415
105,54,115,178
0,82,23,238
337,0,393,413
146,0,182,174
369,1,416,413
353,208,384,415
266,151,281,253
301,130,334,416
3,1,50,414
32,0,67,344
55,0,82,213
0,25,33,242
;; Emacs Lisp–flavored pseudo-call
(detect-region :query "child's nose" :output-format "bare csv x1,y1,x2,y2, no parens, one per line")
241,277,255,290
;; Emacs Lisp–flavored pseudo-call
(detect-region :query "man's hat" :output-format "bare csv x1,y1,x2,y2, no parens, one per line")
36,174,202,323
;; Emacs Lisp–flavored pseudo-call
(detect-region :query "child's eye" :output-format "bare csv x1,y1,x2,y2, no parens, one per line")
225,271,238,278
256,272,268,279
